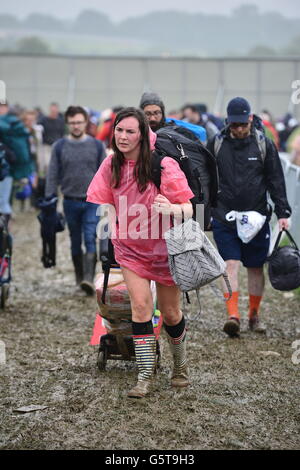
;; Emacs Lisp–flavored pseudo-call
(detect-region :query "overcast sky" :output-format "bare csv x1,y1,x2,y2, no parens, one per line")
0,0,299,21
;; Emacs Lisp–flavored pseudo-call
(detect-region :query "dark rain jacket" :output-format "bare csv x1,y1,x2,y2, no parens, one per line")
207,127,291,227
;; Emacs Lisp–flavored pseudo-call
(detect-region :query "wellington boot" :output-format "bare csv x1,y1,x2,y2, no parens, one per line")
249,311,266,334
72,253,83,286
80,252,96,295
165,328,190,388
171,363,190,388
80,280,95,295
223,316,240,337
127,379,152,398
129,335,156,398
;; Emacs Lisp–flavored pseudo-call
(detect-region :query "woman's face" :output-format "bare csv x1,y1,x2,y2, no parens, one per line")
114,116,141,159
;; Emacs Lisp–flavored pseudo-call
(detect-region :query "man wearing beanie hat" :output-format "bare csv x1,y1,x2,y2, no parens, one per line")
139,92,166,132
207,97,291,338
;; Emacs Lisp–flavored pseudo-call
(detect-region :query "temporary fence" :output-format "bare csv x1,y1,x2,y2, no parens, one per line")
269,153,300,250
0,54,299,119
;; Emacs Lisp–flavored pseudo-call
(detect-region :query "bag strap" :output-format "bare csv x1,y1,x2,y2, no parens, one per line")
209,275,232,301
214,133,224,157
222,273,232,299
274,228,299,252
183,274,232,322
284,229,299,249
182,291,201,322
151,150,164,189
255,128,266,163
101,238,119,304
101,263,110,305
273,230,284,252
214,129,266,163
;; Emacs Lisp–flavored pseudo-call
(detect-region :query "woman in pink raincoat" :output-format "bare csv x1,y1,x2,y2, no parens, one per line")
87,107,194,398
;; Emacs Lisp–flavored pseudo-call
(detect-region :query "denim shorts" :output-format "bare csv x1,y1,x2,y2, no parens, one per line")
211,218,270,268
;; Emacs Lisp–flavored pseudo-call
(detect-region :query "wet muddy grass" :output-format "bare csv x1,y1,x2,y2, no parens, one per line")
0,211,299,450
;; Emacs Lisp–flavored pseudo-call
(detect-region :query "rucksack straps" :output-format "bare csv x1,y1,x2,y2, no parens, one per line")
255,128,267,163
214,133,224,158
214,127,266,162
151,146,201,198
151,150,164,189
223,273,232,298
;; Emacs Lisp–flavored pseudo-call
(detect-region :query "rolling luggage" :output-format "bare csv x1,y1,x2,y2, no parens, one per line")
90,234,162,370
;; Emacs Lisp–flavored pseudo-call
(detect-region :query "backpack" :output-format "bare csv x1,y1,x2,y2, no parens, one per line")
268,229,300,291
152,126,219,230
165,118,207,143
214,115,267,162
165,217,232,315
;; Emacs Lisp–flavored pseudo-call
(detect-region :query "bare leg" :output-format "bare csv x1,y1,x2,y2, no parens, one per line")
247,267,266,333
156,282,182,326
222,259,240,292
222,260,241,337
247,267,265,296
121,267,153,322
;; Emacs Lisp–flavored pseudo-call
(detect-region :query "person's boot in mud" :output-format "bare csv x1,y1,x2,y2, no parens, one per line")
128,321,156,398
164,316,189,387
72,252,83,289
80,252,96,295
223,291,240,337
248,295,266,333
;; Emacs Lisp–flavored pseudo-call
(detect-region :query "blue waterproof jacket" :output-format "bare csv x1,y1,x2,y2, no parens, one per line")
0,114,34,179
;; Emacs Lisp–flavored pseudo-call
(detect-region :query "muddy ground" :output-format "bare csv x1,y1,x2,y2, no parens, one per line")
0,210,299,450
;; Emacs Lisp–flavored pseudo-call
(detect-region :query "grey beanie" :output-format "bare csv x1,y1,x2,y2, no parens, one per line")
139,92,165,112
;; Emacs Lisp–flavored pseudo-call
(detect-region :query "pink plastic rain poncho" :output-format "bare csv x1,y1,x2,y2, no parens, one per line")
87,130,194,285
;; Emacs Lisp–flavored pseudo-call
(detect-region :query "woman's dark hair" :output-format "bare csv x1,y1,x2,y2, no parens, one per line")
65,105,88,123
111,107,152,193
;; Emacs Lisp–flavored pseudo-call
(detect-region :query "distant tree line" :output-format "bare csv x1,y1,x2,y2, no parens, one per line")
0,5,300,56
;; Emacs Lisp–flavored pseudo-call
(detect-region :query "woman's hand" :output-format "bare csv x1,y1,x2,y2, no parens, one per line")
153,195,193,218
153,194,174,215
